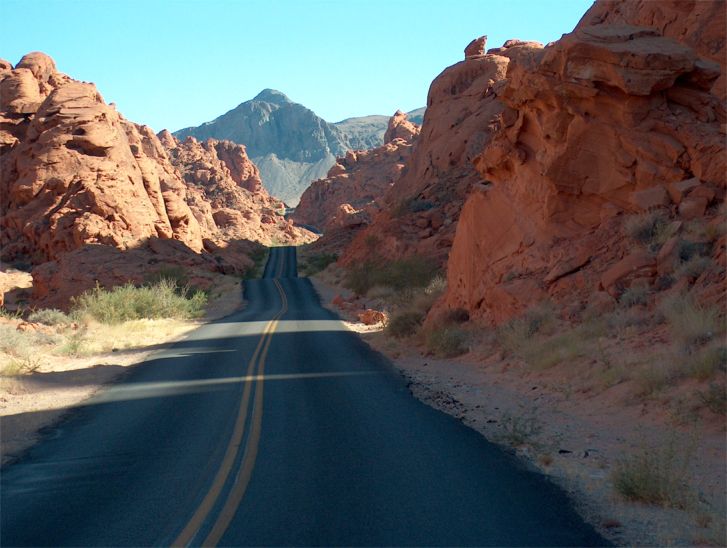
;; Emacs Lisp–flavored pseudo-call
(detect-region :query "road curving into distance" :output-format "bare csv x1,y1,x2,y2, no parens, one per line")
1,246,607,546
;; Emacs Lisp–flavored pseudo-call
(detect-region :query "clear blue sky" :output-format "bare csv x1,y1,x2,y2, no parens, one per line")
2,0,593,133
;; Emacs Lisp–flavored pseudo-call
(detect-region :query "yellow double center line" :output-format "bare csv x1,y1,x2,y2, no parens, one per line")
173,250,288,547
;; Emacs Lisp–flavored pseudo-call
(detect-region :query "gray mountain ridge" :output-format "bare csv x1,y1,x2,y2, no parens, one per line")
174,89,424,205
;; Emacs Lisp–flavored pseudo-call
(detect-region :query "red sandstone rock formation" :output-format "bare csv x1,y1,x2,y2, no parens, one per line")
293,112,419,236
161,133,309,245
577,0,726,99
338,39,541,268
441,1,725,324
0,52,313,308
464,36,487,59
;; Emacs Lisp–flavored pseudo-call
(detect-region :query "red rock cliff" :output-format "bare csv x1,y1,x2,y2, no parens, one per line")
442,0,725,324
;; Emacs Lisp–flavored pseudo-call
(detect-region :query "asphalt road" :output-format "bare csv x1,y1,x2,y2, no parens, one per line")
1,247,606,546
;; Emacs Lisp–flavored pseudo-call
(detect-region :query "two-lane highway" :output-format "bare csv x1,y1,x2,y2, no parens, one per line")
1,247,606,546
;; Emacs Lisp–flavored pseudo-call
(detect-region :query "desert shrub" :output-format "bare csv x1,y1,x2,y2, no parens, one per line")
386,311,423,339
344,262,378,295
698,383,727,414
674,255,712,280
612,441,694,509
675,239,711,263
444,308,470,323
394,196,434,217
497,302,556,354
425,326,468,357
300,253,337,276
659,294,722,350
623,211,670,244
242,246,269,279
620,286,649,307
0,325,59,357
635,360,676,396
499,412,543,447
343,256,439,296
27,308,72,326
686,346,727,381
1,355,41,376
145,265,189,288
72,279,206,324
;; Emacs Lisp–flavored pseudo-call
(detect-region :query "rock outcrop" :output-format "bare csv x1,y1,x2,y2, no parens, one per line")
339,40,541,267
293,111,419,235
161,133,308,245
441,1,725,323
0,53,313,308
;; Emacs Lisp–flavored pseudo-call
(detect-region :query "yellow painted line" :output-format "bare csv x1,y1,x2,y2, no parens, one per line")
202,279,287,546
172,271,288,546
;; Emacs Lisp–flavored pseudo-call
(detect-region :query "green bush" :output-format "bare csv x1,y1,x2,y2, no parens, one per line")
386,311,422,339
425,327,468,358
72,279,207,324
28,308,72,326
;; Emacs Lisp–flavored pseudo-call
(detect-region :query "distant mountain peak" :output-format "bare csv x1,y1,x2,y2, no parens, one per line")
253,89,291,104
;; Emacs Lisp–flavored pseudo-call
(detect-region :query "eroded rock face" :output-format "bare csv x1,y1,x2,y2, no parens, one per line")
577,0,726,98
293,111,419,235
442,1,725,324
163,133,312,245
1,74,204,263
339,39,542,268
0,52,314,308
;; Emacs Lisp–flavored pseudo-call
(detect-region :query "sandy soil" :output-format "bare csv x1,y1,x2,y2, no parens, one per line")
0,274,245,466
310,274,727,547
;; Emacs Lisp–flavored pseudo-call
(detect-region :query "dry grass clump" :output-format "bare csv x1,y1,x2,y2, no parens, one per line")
0,325,61,376
386,311,423,339
619,286,649,307
424,326,468,358
660,294,722,350
496,302,600,370
623,210,671,245
27,308,73,326
612,439,695,509
674,255,712,281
